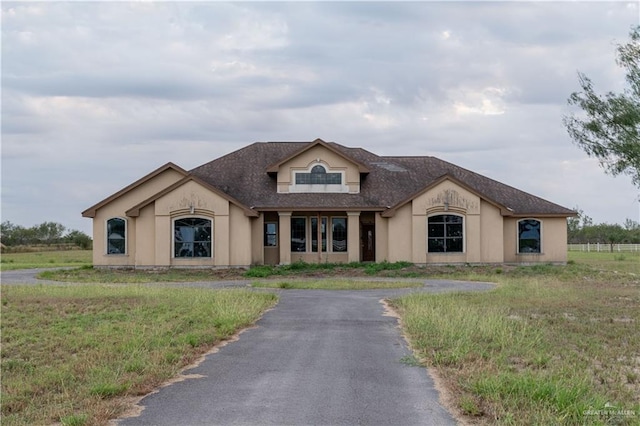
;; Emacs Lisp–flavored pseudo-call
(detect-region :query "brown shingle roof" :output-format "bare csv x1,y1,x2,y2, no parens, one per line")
189,141,575,217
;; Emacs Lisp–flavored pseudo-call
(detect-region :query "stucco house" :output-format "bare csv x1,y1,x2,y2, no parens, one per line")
82,139,576,268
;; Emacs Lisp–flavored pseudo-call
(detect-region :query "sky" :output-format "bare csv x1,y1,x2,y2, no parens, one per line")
2,1,640,236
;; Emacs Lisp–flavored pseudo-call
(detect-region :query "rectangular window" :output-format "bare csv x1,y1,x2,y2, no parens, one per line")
264,222,277,247
106,218,126,254
174,217,212,258
427,215,463,253
332,218,347,252
291,217,306,252
311,217,327,252
518,219,541,253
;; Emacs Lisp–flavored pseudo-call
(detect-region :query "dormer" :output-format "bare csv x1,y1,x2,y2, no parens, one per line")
266,139,369,194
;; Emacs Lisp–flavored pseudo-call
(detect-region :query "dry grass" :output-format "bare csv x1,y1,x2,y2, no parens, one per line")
0,285,277,426
391,255,640,425
0,250,92,270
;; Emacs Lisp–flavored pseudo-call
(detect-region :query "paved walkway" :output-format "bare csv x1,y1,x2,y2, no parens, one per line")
1,269,494,425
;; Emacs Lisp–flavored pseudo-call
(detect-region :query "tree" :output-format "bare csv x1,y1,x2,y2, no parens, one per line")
64,230,92,250
564,26,640,187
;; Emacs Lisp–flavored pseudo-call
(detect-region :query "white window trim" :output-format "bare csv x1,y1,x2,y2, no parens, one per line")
426,213,466,254
105,217,127,256
172,216,214,259
289,162,349,193
517,218,543,254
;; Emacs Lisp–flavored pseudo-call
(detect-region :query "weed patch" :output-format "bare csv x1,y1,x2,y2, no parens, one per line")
0,285,277,426
390,265,640,425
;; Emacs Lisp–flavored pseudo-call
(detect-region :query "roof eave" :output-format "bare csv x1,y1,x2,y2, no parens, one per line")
81,162,189,218
265,138,370,174
125,175,259,218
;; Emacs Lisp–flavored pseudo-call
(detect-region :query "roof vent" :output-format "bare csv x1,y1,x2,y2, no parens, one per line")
371,162,407,172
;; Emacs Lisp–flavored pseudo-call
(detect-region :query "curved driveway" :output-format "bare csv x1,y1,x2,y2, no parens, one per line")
1,270,494,425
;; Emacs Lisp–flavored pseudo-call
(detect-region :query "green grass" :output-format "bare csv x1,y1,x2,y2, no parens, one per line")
0,250,92,270
0,285,277,426
568,250,640,274
390,256,640,425
251,278,423,290
244,260,414,278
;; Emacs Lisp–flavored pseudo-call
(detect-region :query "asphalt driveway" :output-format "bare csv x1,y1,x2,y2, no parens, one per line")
117,281,494,426
1,270,493,425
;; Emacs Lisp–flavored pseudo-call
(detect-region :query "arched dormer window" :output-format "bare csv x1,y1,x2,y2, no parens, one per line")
106,217,126,254
518,219,541,253
295,165,342,185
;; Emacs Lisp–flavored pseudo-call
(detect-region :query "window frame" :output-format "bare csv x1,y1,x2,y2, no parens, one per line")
331,217,348,253
290,216,349,253
295,165,343,185
427,214,465,253
264,222,278,247
291,217,307,252
105,217,127,255
517,219,542,254
173,216,213,259
311,217,328,253
290,163,348,193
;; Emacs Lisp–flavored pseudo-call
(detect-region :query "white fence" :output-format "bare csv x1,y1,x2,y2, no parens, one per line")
568,243,640,252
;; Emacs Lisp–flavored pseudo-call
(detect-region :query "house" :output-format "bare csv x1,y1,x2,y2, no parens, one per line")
82,139,576,268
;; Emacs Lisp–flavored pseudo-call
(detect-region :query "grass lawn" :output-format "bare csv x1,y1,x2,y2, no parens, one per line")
2,251,639,425
391,253,640,425
0,285,277,426
251,278,423,290
0,250,92,270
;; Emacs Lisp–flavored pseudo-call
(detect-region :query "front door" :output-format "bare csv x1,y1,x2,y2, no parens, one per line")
361,224,375,262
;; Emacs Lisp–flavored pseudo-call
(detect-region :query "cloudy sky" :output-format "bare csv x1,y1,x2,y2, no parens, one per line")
2,1,639,235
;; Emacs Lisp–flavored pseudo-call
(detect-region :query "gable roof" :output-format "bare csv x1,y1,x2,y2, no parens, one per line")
125,175,258,218
82,163,188,218
189,140,576,217
265,138,370,174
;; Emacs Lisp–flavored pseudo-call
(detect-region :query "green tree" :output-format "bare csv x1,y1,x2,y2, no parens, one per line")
564,26,640,187
64,230,92,250
34,222,66,245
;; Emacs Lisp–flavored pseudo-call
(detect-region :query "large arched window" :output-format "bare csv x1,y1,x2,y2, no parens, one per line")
427,214,463,253
518,219,541,253
106,218,126,254
174,217,212,258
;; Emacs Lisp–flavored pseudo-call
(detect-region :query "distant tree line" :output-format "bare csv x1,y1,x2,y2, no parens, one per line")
567,208,640,247
0,221,92,250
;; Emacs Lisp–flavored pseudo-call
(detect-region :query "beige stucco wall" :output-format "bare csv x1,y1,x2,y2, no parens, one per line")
410,180,482,264
276,145,361,193
387,204,412,262
504,217,568,264
479,201,504,263
134,204,155,267
92,168,185,267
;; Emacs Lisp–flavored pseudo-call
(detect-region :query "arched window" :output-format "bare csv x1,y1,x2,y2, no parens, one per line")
174,217,212,258
518,219,541,253
427,214,463,253
106,218,126,254
295,165,342,185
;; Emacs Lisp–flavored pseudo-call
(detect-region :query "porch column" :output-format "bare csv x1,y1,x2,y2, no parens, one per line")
278,211,292,265
347,211,361,263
